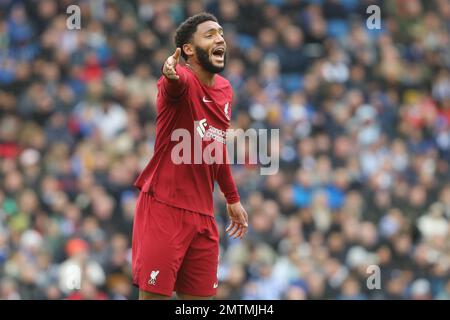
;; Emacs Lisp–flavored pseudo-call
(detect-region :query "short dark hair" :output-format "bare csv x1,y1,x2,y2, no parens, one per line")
175,12,218,61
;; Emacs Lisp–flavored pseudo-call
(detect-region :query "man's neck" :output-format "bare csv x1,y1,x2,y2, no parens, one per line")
186,61,215,87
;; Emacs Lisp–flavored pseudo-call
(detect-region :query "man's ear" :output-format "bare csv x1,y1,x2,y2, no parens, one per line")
183,43,194,59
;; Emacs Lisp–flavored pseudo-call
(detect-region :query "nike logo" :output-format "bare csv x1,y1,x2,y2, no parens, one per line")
213,282,218,289
203,96,213,103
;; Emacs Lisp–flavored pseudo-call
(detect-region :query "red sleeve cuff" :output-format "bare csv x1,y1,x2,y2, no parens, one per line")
224,192,240,205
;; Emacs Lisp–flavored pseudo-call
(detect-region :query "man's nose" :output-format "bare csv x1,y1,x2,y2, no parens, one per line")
215,34,225,44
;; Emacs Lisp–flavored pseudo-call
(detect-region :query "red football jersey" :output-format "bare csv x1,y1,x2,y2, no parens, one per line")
133,65,240,216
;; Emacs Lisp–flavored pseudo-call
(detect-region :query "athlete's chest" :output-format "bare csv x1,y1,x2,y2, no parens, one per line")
187,84,232,129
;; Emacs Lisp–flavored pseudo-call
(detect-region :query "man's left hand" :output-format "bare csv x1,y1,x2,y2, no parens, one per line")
225,202,248,240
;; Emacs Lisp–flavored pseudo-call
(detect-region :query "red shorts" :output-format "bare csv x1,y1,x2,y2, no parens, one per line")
132,191,219,297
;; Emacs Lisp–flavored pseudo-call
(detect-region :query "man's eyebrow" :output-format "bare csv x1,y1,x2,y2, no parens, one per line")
204,27,224,34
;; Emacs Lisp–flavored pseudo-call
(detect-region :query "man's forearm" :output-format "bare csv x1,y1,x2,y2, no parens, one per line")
217,162,240,204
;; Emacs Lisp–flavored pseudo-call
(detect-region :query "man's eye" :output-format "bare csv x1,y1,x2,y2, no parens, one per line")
206,34,213,38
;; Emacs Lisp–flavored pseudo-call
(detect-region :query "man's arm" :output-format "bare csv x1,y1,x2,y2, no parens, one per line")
161,47,188,99
217,158,248,240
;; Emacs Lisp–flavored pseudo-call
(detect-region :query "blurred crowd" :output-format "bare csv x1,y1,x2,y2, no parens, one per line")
1,0,450,300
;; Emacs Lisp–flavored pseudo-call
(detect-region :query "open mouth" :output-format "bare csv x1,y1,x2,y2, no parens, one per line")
212,47,225,60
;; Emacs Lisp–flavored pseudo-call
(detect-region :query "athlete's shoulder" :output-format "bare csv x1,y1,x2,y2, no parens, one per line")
178,64,196,81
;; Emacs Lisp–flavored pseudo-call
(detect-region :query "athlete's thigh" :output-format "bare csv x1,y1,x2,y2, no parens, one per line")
175,215,219,297
133,194,195,297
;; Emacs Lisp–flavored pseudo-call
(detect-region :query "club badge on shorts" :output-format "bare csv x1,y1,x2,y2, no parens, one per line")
149,270,160,285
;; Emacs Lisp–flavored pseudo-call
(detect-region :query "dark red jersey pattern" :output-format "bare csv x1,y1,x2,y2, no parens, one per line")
133,65,240,216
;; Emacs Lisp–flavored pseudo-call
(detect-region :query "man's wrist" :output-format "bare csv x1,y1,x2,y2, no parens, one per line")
226,197,240,205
